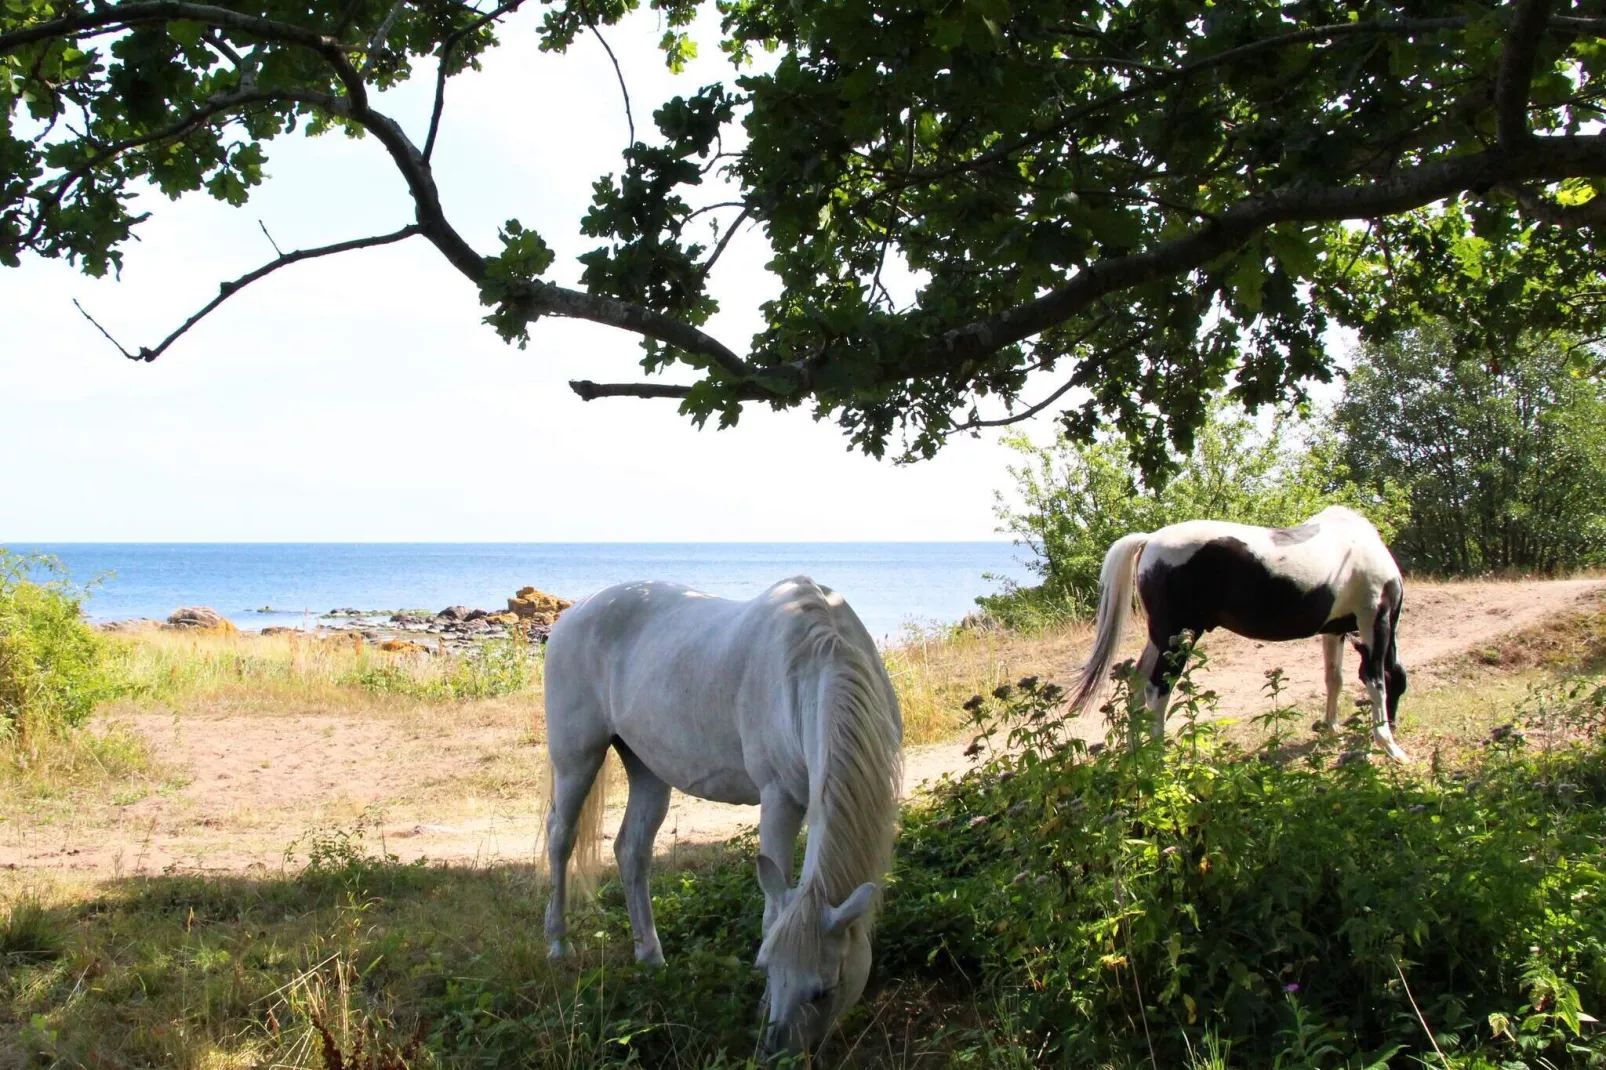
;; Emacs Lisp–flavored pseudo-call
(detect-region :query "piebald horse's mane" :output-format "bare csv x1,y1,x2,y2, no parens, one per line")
760,585,902,966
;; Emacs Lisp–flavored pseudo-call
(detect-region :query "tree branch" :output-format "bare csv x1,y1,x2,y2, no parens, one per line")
78,224,422,362
1507,183,1606,227
568,380,693,400
422,0,525,162
580,0,634,149
1496,0,1553,146
696,206,751,282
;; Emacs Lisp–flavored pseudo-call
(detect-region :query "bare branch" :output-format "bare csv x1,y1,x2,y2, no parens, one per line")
258,220,284,257
951,374,1082,431
72,299,139,360
77,225,422,363
423,0,525,162
696,206,752,282
1496,0,1553,146
580,0,634,149
569,380,693,401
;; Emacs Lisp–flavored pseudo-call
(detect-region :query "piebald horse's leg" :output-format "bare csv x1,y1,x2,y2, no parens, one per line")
757,783,805,934
543,746,608,959
1355,604,1408,763
1321,633,1345,730
613,743,672,966
1137,640,1169,741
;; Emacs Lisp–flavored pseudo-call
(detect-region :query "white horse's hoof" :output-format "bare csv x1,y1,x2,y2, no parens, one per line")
635,946,665,968
548,939,571,960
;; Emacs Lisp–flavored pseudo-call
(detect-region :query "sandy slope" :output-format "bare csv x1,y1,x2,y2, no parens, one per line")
4,577,1601,877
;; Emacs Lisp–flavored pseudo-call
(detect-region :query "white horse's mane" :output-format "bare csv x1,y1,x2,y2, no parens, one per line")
761,583,902,964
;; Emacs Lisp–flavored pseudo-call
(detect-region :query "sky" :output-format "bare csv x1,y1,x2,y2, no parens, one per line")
0,7,1080,543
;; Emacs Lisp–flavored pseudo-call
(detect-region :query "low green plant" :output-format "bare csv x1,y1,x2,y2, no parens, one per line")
0,892,63,964
345,639,538,701
0,549,124,742
877,660,1606,1066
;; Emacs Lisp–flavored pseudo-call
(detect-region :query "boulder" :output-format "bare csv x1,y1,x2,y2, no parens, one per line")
507,586,573,624
164,607,238,634
260,626,302,637
437,605,472,621
379,639,425,654
99,618,161,634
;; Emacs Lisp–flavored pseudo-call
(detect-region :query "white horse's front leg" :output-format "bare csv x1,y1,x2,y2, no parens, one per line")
757,784,805,934
1321,633,1345,730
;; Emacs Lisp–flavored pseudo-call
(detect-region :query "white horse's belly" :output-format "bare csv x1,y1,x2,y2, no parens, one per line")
612,721,761,805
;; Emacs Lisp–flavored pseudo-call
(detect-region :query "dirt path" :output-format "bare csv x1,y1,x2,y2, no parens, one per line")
4,577,1600,878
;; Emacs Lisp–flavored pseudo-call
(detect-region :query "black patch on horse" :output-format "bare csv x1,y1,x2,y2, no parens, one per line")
1139,536,1339,647
1269,522,1320,546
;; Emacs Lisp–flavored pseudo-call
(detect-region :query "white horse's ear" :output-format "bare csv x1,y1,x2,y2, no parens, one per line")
757,854,789,901
822,882,876,935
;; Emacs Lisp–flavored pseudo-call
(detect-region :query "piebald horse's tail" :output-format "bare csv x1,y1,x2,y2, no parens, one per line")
1068,532,1150,715
538,745,611,894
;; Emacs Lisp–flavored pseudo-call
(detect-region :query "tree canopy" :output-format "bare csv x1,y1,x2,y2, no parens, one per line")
7,0,1606,471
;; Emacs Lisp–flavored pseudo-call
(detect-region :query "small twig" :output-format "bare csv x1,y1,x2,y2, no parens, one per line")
587,17,634,148
362,0,408,73
72,298,139,360
423,0,524,161
1394,959,1449,1066
696,206,752,282
258,219,284,257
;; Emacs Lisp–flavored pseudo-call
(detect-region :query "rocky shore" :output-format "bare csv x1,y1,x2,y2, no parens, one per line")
98,586,575,654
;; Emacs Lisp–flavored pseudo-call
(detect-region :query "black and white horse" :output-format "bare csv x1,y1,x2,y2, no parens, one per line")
1068,505,1409,761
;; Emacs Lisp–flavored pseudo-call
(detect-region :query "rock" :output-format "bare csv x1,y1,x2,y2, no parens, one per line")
507,586,573,623
99,618,161,633
488,612,520,626
379,639,426,654
437,605,472,621
164,607,238,633
465,608,490,621
260,626,302,637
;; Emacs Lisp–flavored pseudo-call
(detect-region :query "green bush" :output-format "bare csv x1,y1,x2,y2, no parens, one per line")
979,406,1407,626
0,549,123,742
344,638,538,701
877,664,1606,1067
1336,324,1606,575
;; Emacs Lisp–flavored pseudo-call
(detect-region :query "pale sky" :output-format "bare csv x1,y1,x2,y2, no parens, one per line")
0,8,1065,543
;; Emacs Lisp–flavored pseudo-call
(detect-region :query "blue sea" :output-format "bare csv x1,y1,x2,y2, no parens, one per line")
11,543,1034,642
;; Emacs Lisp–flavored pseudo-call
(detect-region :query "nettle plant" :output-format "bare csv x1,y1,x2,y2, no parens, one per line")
878,653,1606,1067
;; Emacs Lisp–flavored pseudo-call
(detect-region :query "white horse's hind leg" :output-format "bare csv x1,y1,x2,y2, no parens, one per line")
1321,633,1345,729
543,747,607,959
758,784,805,934
614,745,672,966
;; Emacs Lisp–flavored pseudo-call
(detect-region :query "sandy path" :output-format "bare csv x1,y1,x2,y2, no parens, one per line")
4,578,1600,877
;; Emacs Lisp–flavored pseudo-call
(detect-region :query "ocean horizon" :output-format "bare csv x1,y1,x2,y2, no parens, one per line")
9,542,1035,641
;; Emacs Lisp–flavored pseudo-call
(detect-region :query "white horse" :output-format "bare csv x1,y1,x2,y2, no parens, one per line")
1069,506,1410,761
541,576,902,1057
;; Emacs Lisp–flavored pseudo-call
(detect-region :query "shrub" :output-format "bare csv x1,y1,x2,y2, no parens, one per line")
877,662,1606,1067
344,638,538,701
979,405,1407,625
0,549,123,742
1336,324,1606,575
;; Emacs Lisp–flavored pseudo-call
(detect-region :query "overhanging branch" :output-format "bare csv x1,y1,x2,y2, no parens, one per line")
1496,0,1553,146
78,224,422,363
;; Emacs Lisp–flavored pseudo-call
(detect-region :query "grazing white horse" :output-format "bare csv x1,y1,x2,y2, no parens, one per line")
1069,506,1410,761
541,576,902,1058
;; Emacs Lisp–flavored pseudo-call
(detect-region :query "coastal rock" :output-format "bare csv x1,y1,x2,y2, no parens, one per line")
380,639,426,654
165,607,238,634
464,608,490,622
99,618,161,634
438,605,472,621
507,586,573,624
260,626,302,637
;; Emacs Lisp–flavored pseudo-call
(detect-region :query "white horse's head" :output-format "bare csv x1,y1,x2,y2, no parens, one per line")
754,854,877,1058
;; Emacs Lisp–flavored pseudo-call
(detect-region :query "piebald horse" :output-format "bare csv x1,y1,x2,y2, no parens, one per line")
541,576,902,1058
1069,505,1409,761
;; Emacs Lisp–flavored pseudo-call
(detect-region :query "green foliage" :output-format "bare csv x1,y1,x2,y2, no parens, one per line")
876,663,1606,1067
12,0,1606,472
0,892,63,964
980,406,1407,625
1336,323,1606,575
0,549,123,742
344,638,537,701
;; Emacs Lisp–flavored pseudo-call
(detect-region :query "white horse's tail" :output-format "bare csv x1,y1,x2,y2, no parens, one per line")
1068,532,1150,714
539,745,611,895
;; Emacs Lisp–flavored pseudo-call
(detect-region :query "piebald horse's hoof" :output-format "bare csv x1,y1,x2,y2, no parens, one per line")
1374,729,1409,763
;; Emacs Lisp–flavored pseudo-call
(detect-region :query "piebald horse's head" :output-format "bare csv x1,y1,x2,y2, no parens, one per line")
754,854,877,1058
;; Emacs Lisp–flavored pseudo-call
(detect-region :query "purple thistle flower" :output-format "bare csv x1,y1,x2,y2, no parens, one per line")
1284,983,1301,993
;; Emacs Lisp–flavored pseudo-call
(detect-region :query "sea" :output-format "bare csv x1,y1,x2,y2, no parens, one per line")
11,543,1036,643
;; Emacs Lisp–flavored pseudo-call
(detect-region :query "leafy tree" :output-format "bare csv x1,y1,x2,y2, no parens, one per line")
10,0,1606,470
1335,324,1606,575
980,407,1406,625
